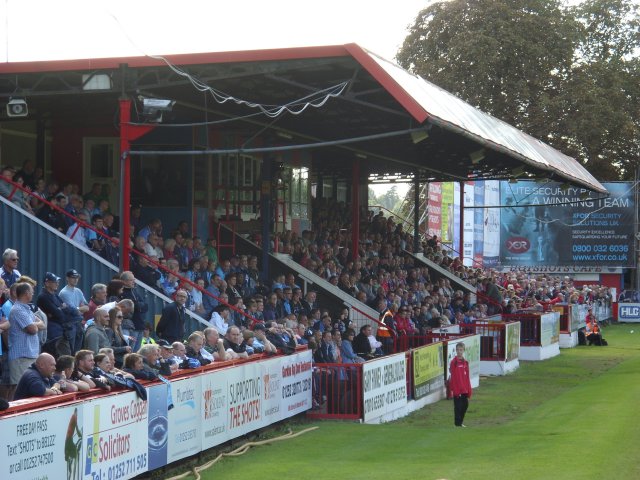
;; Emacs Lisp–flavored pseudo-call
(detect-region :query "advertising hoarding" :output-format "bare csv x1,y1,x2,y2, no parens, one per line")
540,312,560,347
412,343,444,399
427,182,442,238
0,403,84,480
505,322,521,362
362,353,407,422
500,181,634,267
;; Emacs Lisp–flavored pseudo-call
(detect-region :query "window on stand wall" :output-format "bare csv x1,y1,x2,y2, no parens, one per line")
290,167,309,220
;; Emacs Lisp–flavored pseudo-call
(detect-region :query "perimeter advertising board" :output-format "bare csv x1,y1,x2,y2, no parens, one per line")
617,303,640,322
412,342,444,399
362,353,407,422
540,312,560,347
505,322,521,362
446,335,481,388
500,181,634,267
82,391,149,480
570,304,588,331
0,403,84,480
199,350,313,450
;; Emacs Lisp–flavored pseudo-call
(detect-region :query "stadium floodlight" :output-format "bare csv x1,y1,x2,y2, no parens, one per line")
140,97,175,122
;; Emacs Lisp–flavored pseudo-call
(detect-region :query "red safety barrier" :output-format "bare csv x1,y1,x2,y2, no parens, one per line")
306,363,362,420
460,321,508,360
503,313,541,346
392,332,469,353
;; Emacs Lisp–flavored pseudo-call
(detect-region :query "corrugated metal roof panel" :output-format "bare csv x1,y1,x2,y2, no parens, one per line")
361,48,606,194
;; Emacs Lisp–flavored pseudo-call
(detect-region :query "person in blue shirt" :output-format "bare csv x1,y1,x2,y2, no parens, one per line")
13,353,63,400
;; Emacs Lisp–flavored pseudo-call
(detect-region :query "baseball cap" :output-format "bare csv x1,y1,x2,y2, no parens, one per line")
66,269,81,278
157,339,173,349
44,272,60,283
254,323,266,332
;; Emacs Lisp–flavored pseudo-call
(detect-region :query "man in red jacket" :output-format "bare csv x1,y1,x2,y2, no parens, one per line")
449,342,472,427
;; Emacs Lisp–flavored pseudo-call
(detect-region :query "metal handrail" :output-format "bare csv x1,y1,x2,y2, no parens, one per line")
0,174,257,326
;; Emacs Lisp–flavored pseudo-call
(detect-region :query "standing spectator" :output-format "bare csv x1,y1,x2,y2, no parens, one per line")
59,269,90,319
155,289,188,343
37,272,78,355
119,271,148,351
84,283,107,324
449,342,472,427
1,248,21,288
83,308,111,354
106,279,125,302
8,282,46,400
13,353,63,400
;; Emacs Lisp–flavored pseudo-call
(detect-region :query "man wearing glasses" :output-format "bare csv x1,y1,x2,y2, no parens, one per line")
0,248,21,288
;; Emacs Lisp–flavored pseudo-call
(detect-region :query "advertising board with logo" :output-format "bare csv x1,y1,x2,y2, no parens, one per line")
500,181,634,267
277,350,313,417
617,303,640,323
540,312,560,347
412,342,444,399
0,403,83,480
168,377,201,463
83,391,149,480
362,353,407,422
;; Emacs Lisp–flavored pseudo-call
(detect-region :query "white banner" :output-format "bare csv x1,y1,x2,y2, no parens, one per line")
463,182,475,266
278,350,313,417
82,391,149,480
362,353,407,422
168,377,202,463
0,403,84,480
200,350,312,450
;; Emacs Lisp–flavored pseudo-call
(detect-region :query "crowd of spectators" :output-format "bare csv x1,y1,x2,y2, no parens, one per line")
0,166,615,407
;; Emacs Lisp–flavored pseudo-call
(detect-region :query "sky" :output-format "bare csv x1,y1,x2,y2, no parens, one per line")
0,0,428,63
0,0,426,196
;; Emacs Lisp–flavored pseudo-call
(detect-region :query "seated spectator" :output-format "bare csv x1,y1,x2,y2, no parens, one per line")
122,353,157,380
13,353,63,400
184,331,211,366
70,349,110,390
105,307,132,367
209,304,230,336
156,340,179,373
251,323,278,354
200,327,227,362
66,209,91,247
241,330,257,355
138,344,161,375
353,325,376,358
223,326,249,359
340,329,365,363
171,341,189,367
53,354,90,392
265,322,297,354
98,348,136,379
